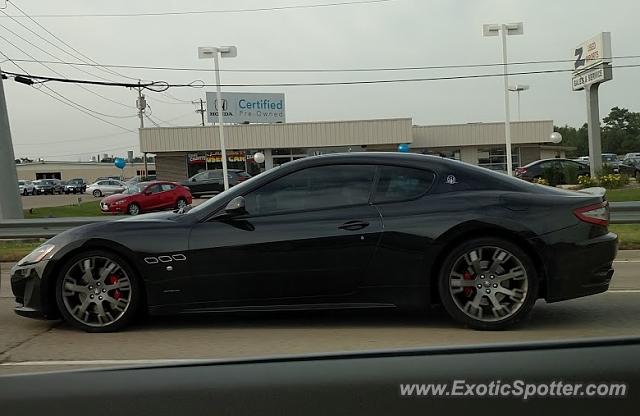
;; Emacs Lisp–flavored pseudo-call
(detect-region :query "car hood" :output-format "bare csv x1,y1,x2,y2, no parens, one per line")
102,193,133,204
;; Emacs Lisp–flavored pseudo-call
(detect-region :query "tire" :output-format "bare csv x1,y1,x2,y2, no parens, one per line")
55,250,142,332
127,203,141,216
93,190,102,197
176,197,187,210
22,189,27,196
437,237,539,330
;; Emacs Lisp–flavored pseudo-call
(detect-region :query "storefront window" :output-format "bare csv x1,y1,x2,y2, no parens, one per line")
186,151,249,177
477,146,520,172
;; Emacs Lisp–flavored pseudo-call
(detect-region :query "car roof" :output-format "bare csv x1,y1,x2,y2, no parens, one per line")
523,158,584,167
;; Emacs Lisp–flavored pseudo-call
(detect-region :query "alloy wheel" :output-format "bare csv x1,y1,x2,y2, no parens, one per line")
61,256,132,328
448,246,528,322
128,204,140,215
177,199,187,209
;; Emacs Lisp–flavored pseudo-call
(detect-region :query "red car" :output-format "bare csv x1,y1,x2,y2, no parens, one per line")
100,181,192,215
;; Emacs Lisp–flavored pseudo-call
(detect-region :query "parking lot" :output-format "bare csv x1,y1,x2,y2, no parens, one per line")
1,252,639,376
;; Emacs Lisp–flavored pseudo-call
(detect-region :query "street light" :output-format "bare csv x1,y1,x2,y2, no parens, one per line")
508,83,529,121
483,22,524,176
198,45,237,191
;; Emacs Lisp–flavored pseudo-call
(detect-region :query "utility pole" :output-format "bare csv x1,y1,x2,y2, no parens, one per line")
0,66,24,219
194,98,206,126
135,81,148,177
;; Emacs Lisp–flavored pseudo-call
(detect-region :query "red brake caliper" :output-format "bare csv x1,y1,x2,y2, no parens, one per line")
108,275,122,300
463,271,474,297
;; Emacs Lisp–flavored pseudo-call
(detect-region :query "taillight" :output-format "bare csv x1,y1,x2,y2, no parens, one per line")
574,201,609,227
514,167,527,176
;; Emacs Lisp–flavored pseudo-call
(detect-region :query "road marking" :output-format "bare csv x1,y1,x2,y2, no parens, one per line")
613,260,640,263
608,289,640,293
0,358,216,366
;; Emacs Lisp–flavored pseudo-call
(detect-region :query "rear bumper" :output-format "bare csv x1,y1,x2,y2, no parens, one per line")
538,230,618,303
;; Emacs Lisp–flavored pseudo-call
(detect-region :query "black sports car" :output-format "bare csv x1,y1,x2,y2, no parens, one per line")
10,153,617,332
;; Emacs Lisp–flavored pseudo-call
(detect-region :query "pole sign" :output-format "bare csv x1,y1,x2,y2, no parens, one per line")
572,32,612,90
572,32,613,178
206,92,285,124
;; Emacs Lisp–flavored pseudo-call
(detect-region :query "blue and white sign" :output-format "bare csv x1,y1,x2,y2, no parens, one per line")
206,92,285,124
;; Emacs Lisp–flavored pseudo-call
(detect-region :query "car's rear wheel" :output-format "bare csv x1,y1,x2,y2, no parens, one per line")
22,189,28,196
438,237,538,330
55,251,141,332
176,198,187,210
127,203,140,216
92,190,102,197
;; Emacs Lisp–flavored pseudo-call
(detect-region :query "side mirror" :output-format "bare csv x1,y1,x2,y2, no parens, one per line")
191,177,197,182
224,196,246,216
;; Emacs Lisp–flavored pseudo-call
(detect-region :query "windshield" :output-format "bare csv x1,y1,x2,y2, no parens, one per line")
188,166,281,215
122,184,143,194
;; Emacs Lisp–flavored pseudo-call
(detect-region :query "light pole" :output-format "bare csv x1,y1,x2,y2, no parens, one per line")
198,46,237,191
483,22,524,176
508,84,529,121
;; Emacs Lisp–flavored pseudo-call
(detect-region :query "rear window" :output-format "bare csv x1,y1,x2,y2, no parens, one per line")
373,166,435,203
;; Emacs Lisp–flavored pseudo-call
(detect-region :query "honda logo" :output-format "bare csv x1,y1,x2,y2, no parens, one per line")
214,99,228,111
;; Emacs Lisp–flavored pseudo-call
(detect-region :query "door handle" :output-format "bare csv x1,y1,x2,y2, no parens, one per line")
337,220,370,231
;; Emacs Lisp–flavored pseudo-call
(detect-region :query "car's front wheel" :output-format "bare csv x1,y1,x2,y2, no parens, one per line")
92,190,102,197
55,251,141,332
438,237,539,330
127,203,141,215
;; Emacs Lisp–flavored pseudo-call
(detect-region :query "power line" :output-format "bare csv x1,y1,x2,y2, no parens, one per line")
0,0,395,18
4,55,640,73
7,64,640,89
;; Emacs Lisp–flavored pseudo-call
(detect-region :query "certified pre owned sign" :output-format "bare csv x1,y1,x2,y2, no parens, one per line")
206,92,285,124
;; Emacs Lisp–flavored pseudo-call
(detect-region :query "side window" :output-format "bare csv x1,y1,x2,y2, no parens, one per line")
160,184,174,192
98,181,109,186
244,165,376,216
373,166,435,203
146,184,162,194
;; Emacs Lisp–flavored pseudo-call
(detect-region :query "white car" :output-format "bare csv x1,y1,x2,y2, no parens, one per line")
86,179,127,197
17,180,35,196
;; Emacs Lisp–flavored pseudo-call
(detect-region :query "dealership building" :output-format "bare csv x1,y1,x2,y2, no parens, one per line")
139,118,569,181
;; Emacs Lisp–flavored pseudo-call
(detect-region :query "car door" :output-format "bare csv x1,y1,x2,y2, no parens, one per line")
159,183,176,209
184,164,382,306
187,172,207,194
205,171,224,193
142,184,164,210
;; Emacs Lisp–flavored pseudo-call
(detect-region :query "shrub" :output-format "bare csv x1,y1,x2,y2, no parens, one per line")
532,177,550,186
563,163,579,184
598,173,629,189
541,166,561,186
578,175,598,187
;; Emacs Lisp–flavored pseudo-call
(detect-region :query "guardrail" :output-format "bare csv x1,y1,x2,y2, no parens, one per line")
0,202,639,239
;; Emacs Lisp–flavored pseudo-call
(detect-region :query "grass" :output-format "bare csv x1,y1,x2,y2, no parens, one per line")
24,200,101,218
605,187,640,202
610,224,640,250
0,239,43,262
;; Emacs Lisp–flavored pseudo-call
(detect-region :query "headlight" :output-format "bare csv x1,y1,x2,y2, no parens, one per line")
18,244,55,266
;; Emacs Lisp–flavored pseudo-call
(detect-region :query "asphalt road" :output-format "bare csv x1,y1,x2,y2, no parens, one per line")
1,253,639,376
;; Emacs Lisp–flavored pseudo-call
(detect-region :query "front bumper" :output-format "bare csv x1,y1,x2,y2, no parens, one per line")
539,230,618,303
10,260,56,320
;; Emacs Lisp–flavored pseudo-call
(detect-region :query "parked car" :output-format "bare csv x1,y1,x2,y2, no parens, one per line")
32,179,63,195
623,152,640,162
126,175,157,184
618,157,640,178
514,158,590,183
11,153,617,332
100,181,192,216
95,176,123,182
182,169,251,197
63,178,87,194
575,156,590,162
17,180,35,196
602,153,620,173
86,179,126,197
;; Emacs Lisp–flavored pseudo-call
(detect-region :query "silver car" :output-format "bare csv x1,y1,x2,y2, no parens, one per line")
18,180,35,196
86,179,126,197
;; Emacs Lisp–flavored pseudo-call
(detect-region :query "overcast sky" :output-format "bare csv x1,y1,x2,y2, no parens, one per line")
2,0,639,161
